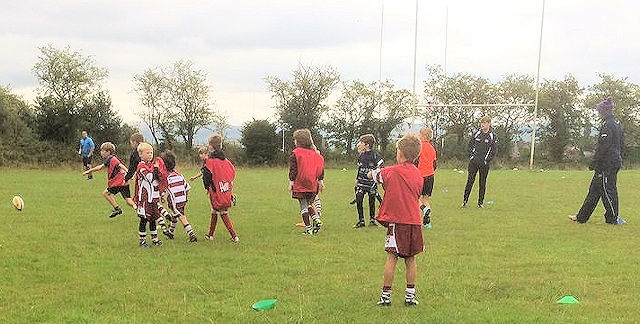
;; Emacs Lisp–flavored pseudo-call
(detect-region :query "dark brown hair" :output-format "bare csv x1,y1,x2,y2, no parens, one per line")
208,134,223,152
130,132,144,144
397,133,421,162
100,142,116,155
293,129,313,149
359,134,376,149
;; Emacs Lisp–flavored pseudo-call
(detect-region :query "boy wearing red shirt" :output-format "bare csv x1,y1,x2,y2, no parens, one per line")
134,142,168,248
289,129,325,235
203,134,239,243
370,133,423,306
82,142,136,218
124,132,170,235
417,127,437,228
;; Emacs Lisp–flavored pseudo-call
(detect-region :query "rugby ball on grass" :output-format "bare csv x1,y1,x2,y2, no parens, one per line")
12,196,24,211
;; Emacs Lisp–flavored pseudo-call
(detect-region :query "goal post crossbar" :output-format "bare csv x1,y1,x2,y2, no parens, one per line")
421,103,535,108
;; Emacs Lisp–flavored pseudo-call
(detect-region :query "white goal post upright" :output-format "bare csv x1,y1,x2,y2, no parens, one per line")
530,0,546,170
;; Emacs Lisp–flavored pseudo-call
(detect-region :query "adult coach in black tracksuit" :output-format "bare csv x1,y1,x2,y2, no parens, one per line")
462,116,497,208
570,98,625,225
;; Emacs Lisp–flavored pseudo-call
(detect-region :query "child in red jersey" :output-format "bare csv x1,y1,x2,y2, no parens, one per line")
134,142,168,248
162,151,198,243
125,132,170,235
289,129,324,235
203,134,239,243
369,133,423,307
417,127,437,228
82,142,136,218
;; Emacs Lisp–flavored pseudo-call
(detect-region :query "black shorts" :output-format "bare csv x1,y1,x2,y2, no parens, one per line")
107,185,131,198
82,156,93,167
421,175,434,196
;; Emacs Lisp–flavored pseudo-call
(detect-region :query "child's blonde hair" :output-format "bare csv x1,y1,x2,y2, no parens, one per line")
208,134,223,152
137,142,153,154
198,145,209,154
293,129,313,149
100,142,116,155
480,116,492,123
397,133,421,162
419,127,433,141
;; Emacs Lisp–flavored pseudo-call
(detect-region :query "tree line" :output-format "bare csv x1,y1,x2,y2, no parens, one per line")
1,45,640,168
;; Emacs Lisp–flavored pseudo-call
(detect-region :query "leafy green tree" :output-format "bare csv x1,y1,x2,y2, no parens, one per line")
32,45,109,144
133,60,216,149
0,86,39,166
77,91,126,146
537,75,585,162
132,68,167,145
360,81,416,155
586,73,640,148
323,80,378,154
492,74,536,158
211,113,231,139
166,60,215,149
240,119,280,165
265,63,339,149
422,65,495,158
0,86,36,146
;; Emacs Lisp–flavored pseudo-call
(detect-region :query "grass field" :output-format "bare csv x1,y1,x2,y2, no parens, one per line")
1,167,639,323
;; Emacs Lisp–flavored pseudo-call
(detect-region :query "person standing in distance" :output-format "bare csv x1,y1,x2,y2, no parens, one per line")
569,98,626,225
417,127,437,228
78,130,95,180
462,116,497,208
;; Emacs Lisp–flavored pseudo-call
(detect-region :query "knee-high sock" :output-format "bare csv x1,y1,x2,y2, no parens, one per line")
139,219,148,243
301,211,311,226
208,211,219,236
308,207,319,222
150,221,158,242
220,212,237,238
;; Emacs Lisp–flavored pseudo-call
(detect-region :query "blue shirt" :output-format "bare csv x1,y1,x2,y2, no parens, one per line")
79,137,95,157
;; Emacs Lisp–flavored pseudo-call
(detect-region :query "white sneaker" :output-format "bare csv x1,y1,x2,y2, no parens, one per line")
405,297,419,306
377,295,391,306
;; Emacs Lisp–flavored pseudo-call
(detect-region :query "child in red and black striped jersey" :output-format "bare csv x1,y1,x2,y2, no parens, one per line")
125,132,170,235
369,133,424,307
83,142,136,218
203,134,239,243
134,142,168,248
161,151,198,242
289,129,325,235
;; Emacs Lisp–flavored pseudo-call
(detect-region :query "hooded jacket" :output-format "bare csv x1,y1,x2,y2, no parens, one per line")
591,111,624,171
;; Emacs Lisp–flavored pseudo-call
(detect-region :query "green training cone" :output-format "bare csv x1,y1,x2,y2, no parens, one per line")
556,295,579,304
252,298,277,311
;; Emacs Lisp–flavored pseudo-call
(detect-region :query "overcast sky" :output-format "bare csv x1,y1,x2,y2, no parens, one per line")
1,0,639,126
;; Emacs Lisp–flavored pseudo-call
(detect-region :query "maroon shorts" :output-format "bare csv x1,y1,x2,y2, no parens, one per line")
137,201,161,221
292,191,317,200
384,223,424,258
170,201,186,217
